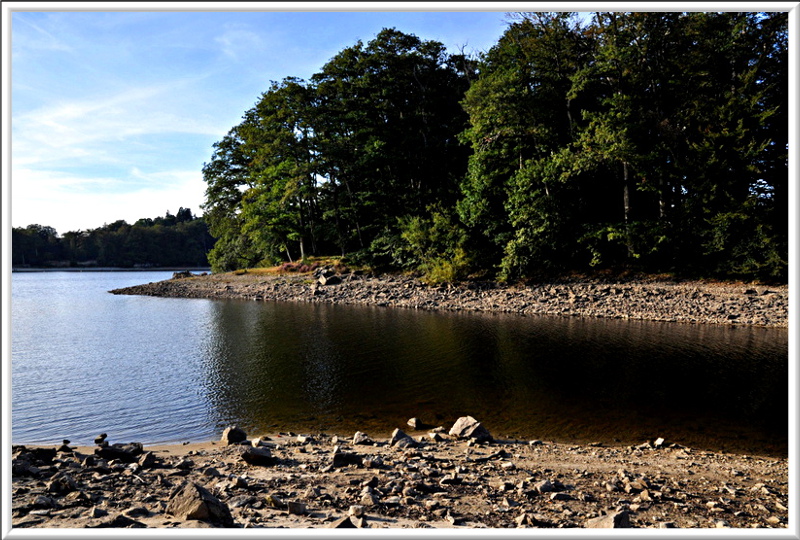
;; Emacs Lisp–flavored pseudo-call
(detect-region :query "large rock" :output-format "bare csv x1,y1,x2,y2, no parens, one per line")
352,431,373,445
585,511,631,528
95,442,144,463
389,428,418,448
332,452,363,468
237,445,275,466
318,274,341,286
220,426,247,445
166,481,234,526
448,416,492,443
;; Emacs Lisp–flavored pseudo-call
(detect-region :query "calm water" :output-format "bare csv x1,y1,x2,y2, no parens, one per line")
11,272,788,456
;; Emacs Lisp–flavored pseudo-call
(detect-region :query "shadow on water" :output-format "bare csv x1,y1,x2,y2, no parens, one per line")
199,301,788,457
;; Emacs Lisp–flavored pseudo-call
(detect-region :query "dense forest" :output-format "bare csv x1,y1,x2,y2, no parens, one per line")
12,208,213,268
202,12,787,282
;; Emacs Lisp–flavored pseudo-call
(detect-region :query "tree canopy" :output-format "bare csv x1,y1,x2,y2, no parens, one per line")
12,208,213,268
196,14,787,282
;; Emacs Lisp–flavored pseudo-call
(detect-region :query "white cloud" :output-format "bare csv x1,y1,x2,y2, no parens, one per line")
13,83,224,168
214,26,266,61
12,14,74,55
11,168,207,233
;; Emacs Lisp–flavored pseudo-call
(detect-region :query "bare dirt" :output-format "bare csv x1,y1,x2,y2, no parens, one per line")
10,424,790,530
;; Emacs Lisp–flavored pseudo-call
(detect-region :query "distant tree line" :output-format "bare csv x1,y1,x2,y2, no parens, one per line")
199,13,786,282
12,208,214,268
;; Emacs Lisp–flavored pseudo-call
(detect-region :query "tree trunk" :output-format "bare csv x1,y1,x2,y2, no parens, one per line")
623,161,634,258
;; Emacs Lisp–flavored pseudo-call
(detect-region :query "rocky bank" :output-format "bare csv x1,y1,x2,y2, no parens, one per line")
110,269,788,328
11,418,789,530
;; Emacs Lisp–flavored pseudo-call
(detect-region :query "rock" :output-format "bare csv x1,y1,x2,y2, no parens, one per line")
389,428,417,448
220,426,247,445
349,505,365,517
318,275,341,286
585,511,631,528
57,441,73,453
237,445,275,466
47,472,78,494
448,416,492,443
123,506,149,518
428,431,445,442
89,506,108,519
95,442,144,463
328,516,359,528
64,490,91,506
90,514,147,528
30,495,56,509
533,479,555,493
407,417,432,430
353,431,373,445
654,437,666,448
332,452,363,468
137,451,157,469
94,433,108,445
264,494,286,509
166,481,234,526
287,501,306,515
172,271,194,279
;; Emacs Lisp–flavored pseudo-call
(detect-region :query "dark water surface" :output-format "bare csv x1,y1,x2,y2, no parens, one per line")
11,272,788,456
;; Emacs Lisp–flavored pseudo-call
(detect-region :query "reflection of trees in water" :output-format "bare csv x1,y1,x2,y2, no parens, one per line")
197,301,787,453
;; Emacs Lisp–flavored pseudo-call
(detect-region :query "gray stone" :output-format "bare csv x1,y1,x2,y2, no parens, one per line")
533,479,555,493
95,442,144,463
448,416,492,443
585,511,631,528
389,428,417,448
328,516,358,528
353,431,373,445
166,481,234,526
47,472,78,494
137,451,157,469
220,426,247,445
407,417,432,430
318,275,341,286
287,501,306,515
332,452,363,468
237,445,275,466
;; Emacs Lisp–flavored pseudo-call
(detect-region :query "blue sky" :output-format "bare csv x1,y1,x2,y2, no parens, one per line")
9,7,517,234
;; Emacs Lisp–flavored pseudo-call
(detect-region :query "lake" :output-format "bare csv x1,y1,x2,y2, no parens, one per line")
11,271,788,456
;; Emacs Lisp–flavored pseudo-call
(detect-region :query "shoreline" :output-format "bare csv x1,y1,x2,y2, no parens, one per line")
13,266,211,273
110,270,789,328
11,422,789,530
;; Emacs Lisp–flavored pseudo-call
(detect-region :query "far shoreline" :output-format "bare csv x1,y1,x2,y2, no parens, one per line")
110,269,789,328
12,266,211,273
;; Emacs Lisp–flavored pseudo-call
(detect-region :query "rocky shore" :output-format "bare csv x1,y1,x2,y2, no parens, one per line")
11,417,789,530
110,269,788,328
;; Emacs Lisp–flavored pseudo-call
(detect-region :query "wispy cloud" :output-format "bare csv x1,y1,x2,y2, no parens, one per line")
12,13,74,55
215,26,267,61
13,82,224,169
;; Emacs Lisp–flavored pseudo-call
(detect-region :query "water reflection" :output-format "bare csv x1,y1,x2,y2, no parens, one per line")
200,301,787,456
